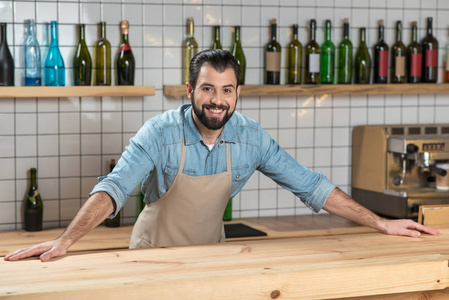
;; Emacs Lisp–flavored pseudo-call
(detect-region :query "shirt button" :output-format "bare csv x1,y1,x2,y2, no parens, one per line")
236,175,239,178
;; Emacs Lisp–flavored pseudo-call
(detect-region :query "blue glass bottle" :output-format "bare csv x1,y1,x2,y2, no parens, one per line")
23,19,41,86
44,21,65,86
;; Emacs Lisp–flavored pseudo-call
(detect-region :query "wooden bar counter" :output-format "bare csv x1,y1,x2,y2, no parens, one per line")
1,228,449,299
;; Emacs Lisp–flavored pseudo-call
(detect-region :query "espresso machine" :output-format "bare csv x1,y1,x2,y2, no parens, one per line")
352,124,449,219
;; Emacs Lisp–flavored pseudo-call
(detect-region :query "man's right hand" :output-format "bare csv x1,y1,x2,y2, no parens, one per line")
4,239,69,262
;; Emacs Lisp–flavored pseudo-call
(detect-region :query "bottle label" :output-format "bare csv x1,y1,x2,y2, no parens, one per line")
27,190,39,205
446,53,449,71
426,49,437,67
266,52,281,72
411,53,422,76
395,56,405,77
119,43,131,53
379,50,388,77
309,53,320,73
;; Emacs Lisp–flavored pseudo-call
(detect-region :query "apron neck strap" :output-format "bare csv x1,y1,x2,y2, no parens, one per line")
180,136,231,173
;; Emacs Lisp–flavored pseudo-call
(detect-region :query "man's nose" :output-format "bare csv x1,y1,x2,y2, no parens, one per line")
211,91,224,105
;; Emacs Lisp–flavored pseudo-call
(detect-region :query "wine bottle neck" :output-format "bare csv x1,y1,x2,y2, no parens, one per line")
186,19,194,38
214,26,220,42
100,22,107,39
50,22,58,45
360,28,366,45
1,23,7,45
271,23,277,41
234,26,241,41
309,21,316,41
122,34,129,44
343,22,349,39
396,22,402,42
292,25,298,41
412,26,418,42
30,169,37,188
427,18,433,36
79,25,86,42
378,25,384,41
325,21,331,41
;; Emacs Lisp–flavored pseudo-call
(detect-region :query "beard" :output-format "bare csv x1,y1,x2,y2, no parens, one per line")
191,93,236,130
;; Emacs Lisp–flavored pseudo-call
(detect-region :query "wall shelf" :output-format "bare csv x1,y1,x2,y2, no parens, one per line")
0,86,155,98
163,84,449,99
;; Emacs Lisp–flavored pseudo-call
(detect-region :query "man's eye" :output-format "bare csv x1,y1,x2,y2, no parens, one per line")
203,87,213,92
224,89,232,93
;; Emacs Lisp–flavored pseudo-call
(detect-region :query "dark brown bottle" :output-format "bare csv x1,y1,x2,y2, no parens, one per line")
116,21,135,85
105,159,120,227
0,23,14,86
421,17,438,83
25,168,43,231
374,19,388,83
407,21,422,83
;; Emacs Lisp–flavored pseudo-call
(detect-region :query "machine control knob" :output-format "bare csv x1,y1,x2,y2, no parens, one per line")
393,176,403,186
406,143,419,154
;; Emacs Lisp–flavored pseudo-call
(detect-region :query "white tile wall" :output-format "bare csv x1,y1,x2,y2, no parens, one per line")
1,0,449,231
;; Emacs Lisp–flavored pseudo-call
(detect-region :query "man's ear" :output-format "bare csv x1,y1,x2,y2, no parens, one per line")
186,82,193,99
236,85,241,99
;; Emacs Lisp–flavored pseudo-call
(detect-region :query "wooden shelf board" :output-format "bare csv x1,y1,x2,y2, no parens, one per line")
164,83,449,98
0,86,155,98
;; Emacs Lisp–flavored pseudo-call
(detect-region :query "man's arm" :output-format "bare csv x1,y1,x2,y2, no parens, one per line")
4,192,115,262
323,187,439,237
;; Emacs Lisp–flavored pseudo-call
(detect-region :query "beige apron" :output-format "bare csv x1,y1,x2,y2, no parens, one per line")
129,138,232,248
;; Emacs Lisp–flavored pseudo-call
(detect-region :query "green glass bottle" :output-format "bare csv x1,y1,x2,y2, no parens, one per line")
321,20,335,84
287,24,302,84
105,159,120,227
407,21,422,83
304,19,320,84
211,26,222,50
373,19,388,83
73,24,92,86
116,20,135,85
95,22,111,86
230,26,246,85
421,17,438,83
223,198,232,221
354,27,371,84
391,21,406,83
337,18,352,84
265,18,281,84
25,168,43,232
183,17,198,84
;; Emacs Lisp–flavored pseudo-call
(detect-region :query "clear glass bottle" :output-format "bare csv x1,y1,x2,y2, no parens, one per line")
321,20,335,84
182,17,198,84
44,21,65,86
25,168,44,232
287,24,302,84
0,23,15,86
95,22,111,86
230,26,246,85
73,24,92,86
23,19,41,86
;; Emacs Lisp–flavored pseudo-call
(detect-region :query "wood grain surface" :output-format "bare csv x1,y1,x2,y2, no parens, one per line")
1,229,448,299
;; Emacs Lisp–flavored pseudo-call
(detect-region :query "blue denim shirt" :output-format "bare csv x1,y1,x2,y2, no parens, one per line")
91,104,336,217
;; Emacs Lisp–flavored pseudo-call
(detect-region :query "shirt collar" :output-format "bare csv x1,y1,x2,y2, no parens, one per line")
183,105,237,146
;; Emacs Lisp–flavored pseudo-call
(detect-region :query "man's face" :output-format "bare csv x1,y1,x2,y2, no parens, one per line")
188,64,239,131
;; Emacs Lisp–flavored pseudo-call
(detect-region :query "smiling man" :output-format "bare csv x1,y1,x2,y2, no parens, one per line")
5,49,438,262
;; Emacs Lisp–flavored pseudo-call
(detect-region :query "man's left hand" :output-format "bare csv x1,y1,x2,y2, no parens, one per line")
379,219,440,237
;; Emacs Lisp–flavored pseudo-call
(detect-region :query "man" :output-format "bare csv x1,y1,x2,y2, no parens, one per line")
5,49,438,262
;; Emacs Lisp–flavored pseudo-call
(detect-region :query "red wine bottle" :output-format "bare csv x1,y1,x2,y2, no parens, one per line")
421,17,438,83
406,21,422,83
374,19,388,83
116,20,135,85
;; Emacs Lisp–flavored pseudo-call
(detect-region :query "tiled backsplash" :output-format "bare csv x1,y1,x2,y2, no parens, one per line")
1,0,449,230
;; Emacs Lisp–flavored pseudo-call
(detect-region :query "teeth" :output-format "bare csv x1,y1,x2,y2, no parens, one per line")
210,109,223,113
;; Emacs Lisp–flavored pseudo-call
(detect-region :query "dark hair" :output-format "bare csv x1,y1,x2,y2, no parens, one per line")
189,49,241,90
